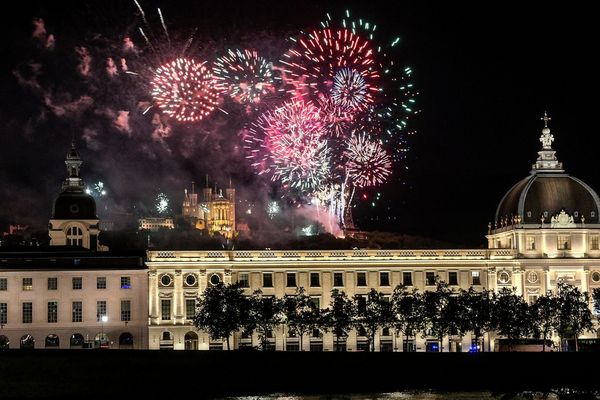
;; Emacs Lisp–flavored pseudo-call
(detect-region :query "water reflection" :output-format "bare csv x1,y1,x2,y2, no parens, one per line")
227,393,494,400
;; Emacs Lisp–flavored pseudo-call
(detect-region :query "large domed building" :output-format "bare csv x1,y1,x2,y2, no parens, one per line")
487,113,600,259
48,141,104,250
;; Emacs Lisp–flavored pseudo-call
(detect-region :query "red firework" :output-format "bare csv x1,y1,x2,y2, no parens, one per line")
244,101,330,191
345,133,392,187
280,29,379,112
150,58,219,122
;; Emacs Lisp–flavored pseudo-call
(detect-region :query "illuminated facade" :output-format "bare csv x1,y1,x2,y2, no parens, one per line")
182,181,236,239
48,142,105,251
138,217,175,231
148,116,600,351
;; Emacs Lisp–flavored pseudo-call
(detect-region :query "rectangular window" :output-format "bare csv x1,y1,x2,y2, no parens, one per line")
120,276,131,289
380,272,390,286
238,272,249,288
557,235,571,250
22,277,33,291
310,272,320,287
356,296,366,313
403,272,413,286
425,272,436,286
286,272,297,288
528,295,539,305
161,299,171,321
186,299,196,320
47,277,58,290
120,300,131,322
72,301,82,322
448,271,458,286
47,301,58,323
96,301,107,322
262,273,273,288
472,271,481,286
333,272,344,287
97,277,107,289
0,278,7,291
310,297,320,309
22,302,32,323
591,235,600,250
72,277,82,290
526,236,536,250
0,303,7,325
356,272,367,287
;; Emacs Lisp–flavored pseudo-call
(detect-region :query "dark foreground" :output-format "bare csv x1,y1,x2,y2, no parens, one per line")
1,350,599,398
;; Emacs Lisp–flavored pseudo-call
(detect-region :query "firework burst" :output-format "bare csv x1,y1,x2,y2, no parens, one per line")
280,28,379,110
244,101,330,192
345,133,392,187
213,49,276,104
155,192,170,214
150,58,219,122
331,67,372,111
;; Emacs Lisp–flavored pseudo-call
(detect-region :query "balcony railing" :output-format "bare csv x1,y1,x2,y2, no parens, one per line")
147,248,517,262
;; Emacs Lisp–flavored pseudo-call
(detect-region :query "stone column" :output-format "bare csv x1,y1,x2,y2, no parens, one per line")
148,270,159,325
174,270,183,324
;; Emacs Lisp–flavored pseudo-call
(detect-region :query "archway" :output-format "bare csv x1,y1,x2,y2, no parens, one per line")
70,333,84,348
20,334,35,349
0,335,9,349
184,331,198,350
45,334,60,348
119,332,134,348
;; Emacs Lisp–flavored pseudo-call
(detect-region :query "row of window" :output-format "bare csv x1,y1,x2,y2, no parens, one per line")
237,271,482,288
0,332,135,349
522,235,600,251
0,300,132,324
0,276,132,291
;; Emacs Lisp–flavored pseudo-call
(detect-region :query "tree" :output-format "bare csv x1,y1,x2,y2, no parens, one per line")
323,289,355,351
553,282,595,352
493,287,531,351
459,288,495,352
593,288,600,316
283,287,321,351
422,280,454,352
248,289,284,350
193,282,247,350
529,291,559,352
391,284,425,351
353,289,393,352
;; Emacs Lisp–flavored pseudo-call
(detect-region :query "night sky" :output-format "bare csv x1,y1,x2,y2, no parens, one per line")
1,1,598,246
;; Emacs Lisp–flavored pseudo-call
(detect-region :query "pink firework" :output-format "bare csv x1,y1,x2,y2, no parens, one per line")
345,133,392,187
150,58,218,122
244,101,330,191
280,29,379,111
317,97,354,139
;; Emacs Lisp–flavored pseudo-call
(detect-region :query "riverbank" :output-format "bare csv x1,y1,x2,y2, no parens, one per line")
1,351,598,398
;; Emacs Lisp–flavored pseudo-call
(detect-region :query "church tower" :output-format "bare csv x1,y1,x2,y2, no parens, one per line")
48,141,104,250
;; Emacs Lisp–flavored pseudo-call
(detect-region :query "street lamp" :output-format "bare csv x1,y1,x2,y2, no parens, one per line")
100,315,108,346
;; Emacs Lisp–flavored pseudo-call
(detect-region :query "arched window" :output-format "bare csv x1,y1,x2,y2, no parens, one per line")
162,331,172,341
160,331,174,350
70,333,84,348
20,334,35,349
184,331,198,350
66,226,84,247
0,335,9,349
119,332,134,347
45,334,60,348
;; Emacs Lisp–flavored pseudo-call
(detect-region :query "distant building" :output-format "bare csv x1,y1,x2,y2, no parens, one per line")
182,180,236,239
138,217,175,231
48,141,106,251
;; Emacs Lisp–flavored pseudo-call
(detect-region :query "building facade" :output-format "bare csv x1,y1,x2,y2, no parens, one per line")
138,218,175,231
147,117,600,351
0,251,148,349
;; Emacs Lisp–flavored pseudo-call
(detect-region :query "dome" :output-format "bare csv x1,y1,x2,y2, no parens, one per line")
52,187,98,220
495,113,600,225
496,173,600,224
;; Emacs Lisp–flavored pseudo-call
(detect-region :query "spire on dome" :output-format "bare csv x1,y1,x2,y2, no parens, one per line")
63,140,85,189
532,111,563,173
